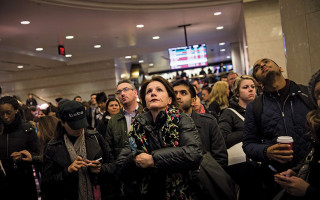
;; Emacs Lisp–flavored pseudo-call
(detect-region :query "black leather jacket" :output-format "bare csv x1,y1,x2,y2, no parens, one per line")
116,110,202,200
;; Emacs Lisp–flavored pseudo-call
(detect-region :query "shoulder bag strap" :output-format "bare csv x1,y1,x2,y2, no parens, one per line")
227,108,244,121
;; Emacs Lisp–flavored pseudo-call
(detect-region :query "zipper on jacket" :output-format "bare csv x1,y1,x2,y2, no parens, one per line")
275,94,290,136
7,134,9,158
290,100,295,125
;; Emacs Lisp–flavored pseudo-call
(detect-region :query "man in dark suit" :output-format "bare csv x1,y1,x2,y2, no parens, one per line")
172,79,228,168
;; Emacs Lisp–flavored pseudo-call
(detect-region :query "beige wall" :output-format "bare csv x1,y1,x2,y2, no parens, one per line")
243,0,287,77
279,0,320,85
1,60,116,105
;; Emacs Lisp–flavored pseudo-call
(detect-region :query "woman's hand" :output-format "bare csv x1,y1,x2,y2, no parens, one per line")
10,151,26,161
266,144,293,163
277,169,297,178
67,156,87,173
19,150,32,162
135,153,154,168
274,174,309,197
86,159,102,174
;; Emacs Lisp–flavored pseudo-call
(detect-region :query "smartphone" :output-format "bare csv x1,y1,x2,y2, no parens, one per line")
268,165,278,173
87,157,102,165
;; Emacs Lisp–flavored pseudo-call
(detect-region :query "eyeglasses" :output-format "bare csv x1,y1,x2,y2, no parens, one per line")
115,87,134,95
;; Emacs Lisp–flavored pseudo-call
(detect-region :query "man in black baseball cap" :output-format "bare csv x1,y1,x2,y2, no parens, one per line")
58,100,89,130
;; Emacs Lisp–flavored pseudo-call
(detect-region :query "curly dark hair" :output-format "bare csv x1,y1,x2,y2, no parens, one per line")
0,96,20,110
96,92,107,104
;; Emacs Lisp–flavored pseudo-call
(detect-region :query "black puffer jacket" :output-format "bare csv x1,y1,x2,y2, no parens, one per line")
116,110,202,200
219,99,245,148
0,115,40,200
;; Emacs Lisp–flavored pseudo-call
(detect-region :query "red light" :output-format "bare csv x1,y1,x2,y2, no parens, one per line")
58,45,65,55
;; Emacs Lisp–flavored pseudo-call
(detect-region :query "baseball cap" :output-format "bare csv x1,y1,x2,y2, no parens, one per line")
58,100,88,130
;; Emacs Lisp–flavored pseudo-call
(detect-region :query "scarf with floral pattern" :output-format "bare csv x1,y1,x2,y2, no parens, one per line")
129,105,193,200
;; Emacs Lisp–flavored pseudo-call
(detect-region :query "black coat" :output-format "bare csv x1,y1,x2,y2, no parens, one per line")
41,130,116,200
116,111,202,200
96,112,111,138
0,116,40,200
208,100,221,118
191,111,228,168
218,100,245,148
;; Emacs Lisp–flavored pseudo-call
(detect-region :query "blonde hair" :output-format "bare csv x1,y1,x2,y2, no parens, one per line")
233,75,257,97
209,81,229,108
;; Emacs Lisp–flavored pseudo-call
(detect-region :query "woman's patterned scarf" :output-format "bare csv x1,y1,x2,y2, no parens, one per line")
130,106,180,153
129,106,193,200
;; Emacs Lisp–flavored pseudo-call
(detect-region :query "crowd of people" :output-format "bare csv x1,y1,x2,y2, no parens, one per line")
0,58,319,200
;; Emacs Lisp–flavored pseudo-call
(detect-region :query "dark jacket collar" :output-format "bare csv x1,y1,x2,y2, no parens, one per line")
264,79,301,97
190,111,202,129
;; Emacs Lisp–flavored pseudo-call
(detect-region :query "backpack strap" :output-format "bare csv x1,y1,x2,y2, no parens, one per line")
252,94,263,134
251,84,314,137
297,84,316,110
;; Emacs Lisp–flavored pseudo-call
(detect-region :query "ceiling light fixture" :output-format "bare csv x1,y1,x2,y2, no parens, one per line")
153,36,160,40
66,36,74,39
94,45,101,48
219,42,225,46
227,56,231,59
125,56,131,59
216,26,224,30
65,54,72,57
17,65,24,69
36,48,43,51
139,60,144,63
220,49,226,52
21,21,30,25
136,24,144,28
149,63,154,67
214,12,222,16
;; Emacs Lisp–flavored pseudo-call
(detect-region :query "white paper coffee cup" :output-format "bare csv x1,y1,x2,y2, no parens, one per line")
277,136,293,150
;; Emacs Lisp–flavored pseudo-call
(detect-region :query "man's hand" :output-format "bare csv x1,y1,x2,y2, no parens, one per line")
266,143,293,163
135,153,154,168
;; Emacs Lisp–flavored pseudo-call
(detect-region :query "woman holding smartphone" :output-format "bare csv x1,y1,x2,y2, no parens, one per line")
274,70,320,199
41,100,116,200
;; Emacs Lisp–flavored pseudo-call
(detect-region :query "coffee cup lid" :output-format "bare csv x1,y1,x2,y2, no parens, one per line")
277,136,293,143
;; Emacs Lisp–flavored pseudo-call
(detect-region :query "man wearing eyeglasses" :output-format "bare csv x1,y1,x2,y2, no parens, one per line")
105,79,143,159
104,79,143,199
